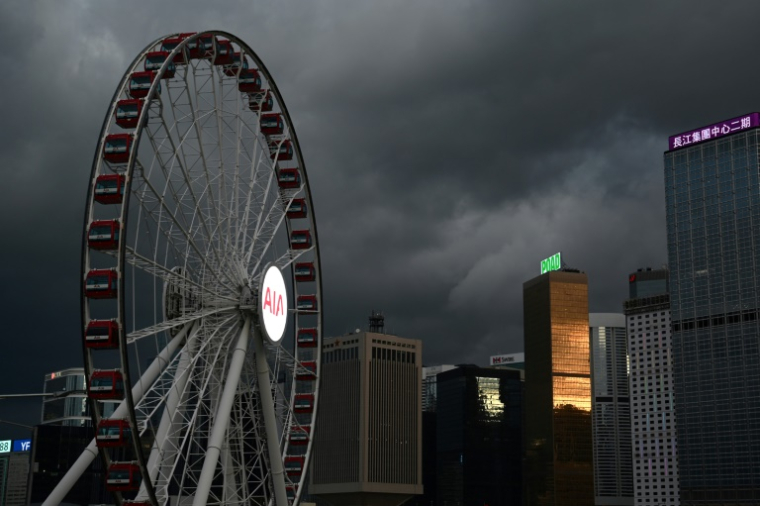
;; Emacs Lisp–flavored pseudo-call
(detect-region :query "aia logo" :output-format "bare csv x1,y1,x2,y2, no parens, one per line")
262,287,284,316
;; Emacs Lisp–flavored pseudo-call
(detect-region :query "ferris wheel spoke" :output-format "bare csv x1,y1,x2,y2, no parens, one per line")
130,166,241,294
119,246,238,304
127,306,236,344
161,75,244,291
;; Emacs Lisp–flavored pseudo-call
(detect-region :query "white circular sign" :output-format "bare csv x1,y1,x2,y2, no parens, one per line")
260,265,288,344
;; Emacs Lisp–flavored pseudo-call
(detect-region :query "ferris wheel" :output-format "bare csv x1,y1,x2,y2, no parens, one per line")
43,31,322,506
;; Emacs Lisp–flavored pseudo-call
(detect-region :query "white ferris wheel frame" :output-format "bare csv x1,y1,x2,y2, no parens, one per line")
43,31,323,506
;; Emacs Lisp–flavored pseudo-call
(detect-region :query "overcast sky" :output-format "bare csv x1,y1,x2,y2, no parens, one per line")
1,0,758,434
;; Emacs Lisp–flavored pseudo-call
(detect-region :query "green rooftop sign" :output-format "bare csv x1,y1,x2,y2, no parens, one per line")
540,252,561,274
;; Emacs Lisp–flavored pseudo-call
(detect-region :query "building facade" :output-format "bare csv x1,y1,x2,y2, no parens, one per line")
310,332,423,506
624,268,679,506
41,368,118,426
436,365,522,506
665,114,760,504
422,365,457,413
590,313,633,506
524,269,593,506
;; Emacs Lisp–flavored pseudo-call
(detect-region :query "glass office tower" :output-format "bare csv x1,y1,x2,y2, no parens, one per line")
665,114,760,504
436,365,522,506
524,269,593,506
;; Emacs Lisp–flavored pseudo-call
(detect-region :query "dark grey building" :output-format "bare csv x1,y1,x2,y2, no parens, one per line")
590,313,633,506
436,365,522,506
665,114,760,504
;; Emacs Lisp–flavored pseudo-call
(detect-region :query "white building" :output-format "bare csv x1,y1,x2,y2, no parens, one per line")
624,268,679,506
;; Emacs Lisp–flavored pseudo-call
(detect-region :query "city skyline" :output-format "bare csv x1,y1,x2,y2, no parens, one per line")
2,1,759,435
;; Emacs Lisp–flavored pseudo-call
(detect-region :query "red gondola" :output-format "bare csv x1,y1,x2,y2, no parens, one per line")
144,51,176,79
85,319,119,349
297,328,317,347
294,262,315,282
290,230,312,250
238,69,262,93
161,32,195,64
260,113,284,136
115,99,143,129
287,486,297,500
187,33,216,59
89,370,125,400
287,199,307,219
94,174,125,205
85,269,118,299
96,419,132,447
296,361,317,381
277,168,300,189
106,462,141,492
88,220,120,250
128,71,158,99
103,134,132,164
213,39,233,65
289,426,311,445
296,295,317,312
294,394,314,414
269,140,293,161
223,52,248,76
284,456,305,477
249,90,274,113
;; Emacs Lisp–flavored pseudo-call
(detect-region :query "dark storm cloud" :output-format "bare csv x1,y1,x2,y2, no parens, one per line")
1,0,759,431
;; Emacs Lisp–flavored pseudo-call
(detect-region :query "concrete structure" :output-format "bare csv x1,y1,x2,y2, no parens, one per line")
310,332,423,506
590,313,633,506
624,268,679,506
665,114,760,504
523,269,593,506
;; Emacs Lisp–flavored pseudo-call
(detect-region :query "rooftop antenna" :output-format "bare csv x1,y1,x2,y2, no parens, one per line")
368,310,385,334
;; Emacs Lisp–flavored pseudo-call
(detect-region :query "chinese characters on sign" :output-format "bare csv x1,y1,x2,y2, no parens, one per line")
669,113,760,150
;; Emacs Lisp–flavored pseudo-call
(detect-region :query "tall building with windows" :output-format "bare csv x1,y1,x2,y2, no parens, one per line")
310,332,423,506
665,113,760,504
422,364,457,413
41,368,89,426
523,269,593,506
41,368,118,426
590,313,633,506
624,268,679,506
435,365,522,506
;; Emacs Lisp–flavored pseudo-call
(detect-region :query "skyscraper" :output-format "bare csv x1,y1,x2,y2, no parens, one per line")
435,365,523,506
310,331,423,506
665,113,760,504
624,267,679,506
41,368,88,426
41,368,118,426
523,269,593,506
590,313,633,506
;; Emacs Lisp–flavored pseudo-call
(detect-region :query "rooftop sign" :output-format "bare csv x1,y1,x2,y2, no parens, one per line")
669,112,760,151
541,252,561,275
490,353,525,366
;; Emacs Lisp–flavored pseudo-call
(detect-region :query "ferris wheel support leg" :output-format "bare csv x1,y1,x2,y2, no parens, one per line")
193,317,252,506
139,322,201,500
42,323,191,506
252,322,289,506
